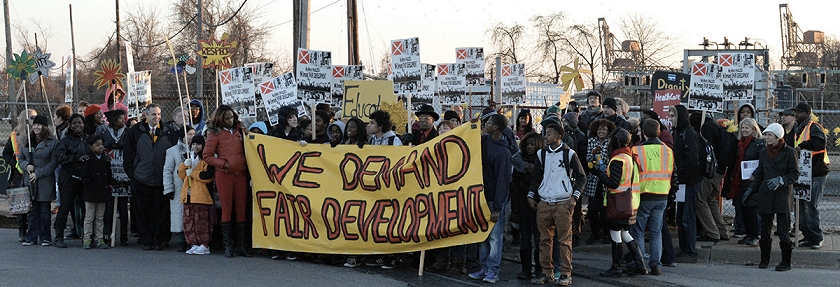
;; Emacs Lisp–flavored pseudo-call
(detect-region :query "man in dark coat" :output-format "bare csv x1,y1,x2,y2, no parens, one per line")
407,104,439,145
579,91,603,132
123,103,178,250
598,98,631,132
790,103,828,249
668,105,703,263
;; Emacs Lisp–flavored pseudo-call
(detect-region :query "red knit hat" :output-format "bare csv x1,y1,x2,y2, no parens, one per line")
84,105,102,117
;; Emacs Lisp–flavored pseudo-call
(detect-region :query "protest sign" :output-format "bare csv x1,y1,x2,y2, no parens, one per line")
197,32,237,70
501,63,526,105
653,89,681,128
689,62,724,112
456,47,485,87
220,67,256,118
390,37,421,94
437,63,466,105
795,150,813,201
410,63,437,110
125,41,135,75
331,65,365,107
650,71,690,104
296,48,332,103
341,80,397,122
125,71,152,119
260,72,300,126
245,62,274,109
29,47,56,84
718,53,755,101
65,56,74,103
245,124,493,254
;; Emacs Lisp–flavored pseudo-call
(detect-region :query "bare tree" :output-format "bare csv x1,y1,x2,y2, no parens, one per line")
530,13,568,84
487,22,527,65
560,22,604,90
618,13,679,69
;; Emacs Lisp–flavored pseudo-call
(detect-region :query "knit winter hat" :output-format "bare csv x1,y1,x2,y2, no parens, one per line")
763,123,785,139
190,134,206,146
562,112,579,127
32,115,50,127
602,97,618,111
84,105,102,117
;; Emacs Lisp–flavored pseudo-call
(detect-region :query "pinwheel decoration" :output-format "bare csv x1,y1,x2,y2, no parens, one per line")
560,58,591,92
168,54,197,74
6,50,36,82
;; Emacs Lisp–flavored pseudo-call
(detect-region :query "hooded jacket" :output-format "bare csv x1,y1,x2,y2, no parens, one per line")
368,130,403,146
268,106,305,141
100,85,129,121
672,105,702,186
482,134,514,212
189,99,206,132
327,121,346,147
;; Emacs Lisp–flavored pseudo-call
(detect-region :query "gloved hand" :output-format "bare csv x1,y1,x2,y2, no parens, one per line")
766,176,783,190
166,192,175,200
742,188,753,205
401,133,414,144
184,158,192,167
590,166,602,177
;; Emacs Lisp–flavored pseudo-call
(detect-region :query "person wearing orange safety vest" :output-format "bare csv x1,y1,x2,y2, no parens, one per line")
591,129,646,277
790,103,827,249
3,109,38,242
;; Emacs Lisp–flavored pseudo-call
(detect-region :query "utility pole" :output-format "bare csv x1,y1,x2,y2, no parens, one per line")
69,5,78,108
4,0,15,115
293,0,310,73
346,0,359,65
115,0,121,67
196,0,204,102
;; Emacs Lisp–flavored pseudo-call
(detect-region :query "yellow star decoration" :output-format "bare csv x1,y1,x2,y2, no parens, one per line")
832,127,840,136
197,32,238,70
380,100,407,134
93,59,125,89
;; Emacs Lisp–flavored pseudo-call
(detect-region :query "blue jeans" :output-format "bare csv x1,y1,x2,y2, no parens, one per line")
677,183,699,258
799,176,825,243
632,200,667,267
479,201,507,275
26,201,52,243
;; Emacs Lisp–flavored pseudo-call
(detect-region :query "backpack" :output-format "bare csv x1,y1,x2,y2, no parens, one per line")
698,135,718,179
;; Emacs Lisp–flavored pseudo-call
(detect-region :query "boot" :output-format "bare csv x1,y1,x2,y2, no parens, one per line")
221,222,234,258
599,242,624,277
235,223,252,257
758,239,771,269
448,257,467,275
625,240,648,275
775,242,792,271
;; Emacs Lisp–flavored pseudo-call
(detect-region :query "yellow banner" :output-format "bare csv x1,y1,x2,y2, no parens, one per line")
341,80,396,122
245,124,493,254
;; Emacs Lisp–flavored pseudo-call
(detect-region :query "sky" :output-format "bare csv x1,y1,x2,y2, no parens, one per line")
8,0,840,76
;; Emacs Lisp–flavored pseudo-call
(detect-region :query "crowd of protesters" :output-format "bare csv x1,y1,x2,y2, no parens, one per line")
5,87,829,285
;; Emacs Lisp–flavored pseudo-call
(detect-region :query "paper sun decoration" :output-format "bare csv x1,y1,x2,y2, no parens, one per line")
93,59,126,89
6,50,36,82
197,32,238,70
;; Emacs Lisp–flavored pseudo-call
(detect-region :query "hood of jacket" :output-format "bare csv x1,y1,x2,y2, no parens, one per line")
674,105,691,132
189,99,206,130
100,85,128,119
736,103,756,124
327,121,346,142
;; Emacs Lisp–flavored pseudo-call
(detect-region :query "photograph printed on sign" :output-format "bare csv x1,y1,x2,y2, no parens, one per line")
409,63,437,110
719,53,755,101
689,62,724,112
456,47,485,87
220,67,256,118
330,65,365,108
437,63,466,105
246,62,274,109
261,72,298,126
126,70,152,119
501,63,526,105
297,49,332,103
391,38,421,94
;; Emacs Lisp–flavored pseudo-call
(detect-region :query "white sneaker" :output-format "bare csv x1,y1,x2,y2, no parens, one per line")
194,245,210,255
186,245,199,255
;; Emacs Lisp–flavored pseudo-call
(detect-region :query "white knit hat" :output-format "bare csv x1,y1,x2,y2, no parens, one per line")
763,123,784,139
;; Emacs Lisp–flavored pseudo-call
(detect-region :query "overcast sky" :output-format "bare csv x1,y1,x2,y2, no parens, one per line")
9,0,838,75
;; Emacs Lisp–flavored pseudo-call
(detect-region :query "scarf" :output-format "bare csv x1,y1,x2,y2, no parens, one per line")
767,138,786,160
730,135,754,198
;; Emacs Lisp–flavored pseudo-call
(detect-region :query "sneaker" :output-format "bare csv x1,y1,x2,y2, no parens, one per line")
650,266,663,275
797,239,812,247
97,239,109,249
697,235,719,242
22,241,34,246
516,270,531,280
41,240,51,246
738,237,748,244
344,257,362,268
530,273,555,284
662,261,677,267
365,258,385,267
285,253,299,261
194,245,211,255
468,269,486,280
186,245,199,254
746,238,759,246
811,240,823,249
83,239,92,250
482,271,498,284
732,233,745,238
676,254,699,263
381,259,397,270
557,274,572,286
54,240,67,248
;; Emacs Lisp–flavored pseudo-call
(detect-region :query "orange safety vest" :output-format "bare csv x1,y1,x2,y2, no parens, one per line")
633,144,674,195
795,121,830,165
603,153,641,210
10,131,23,173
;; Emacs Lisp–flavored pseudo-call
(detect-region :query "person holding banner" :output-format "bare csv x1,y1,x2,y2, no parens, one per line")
3,109,36,242
19,115,58,246
101,109,131,246
203,105,251,258
366,110,402,146
790,103,828,250
730,118,765,247
267,106,306,145
468,114,514,284
743,123,799,271
526,123,586,286
406,105,439,146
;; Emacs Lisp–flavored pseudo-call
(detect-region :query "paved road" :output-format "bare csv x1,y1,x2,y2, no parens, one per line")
0,229,837,286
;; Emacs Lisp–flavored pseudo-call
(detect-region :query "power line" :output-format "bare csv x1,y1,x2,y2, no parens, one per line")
77,30,116,63
202,0,249,28
121,14,198,48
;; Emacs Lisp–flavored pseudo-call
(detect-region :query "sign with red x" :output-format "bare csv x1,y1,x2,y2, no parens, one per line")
502,66,511,77
298,49,310,65
456,49,467,60
437,64,449,76
219,71,232,85
332,66,345,78
692,63,707,76
718,54,733,67
391,40,404,56
259,81,275,95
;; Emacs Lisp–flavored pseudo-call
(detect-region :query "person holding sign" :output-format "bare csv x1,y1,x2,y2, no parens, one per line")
790,103,828,250
3,109,36,242
203,105,251,258
101,109,131,246
729,118,765,247
19,115,58,246
743,123,799,271
267,106,306,146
